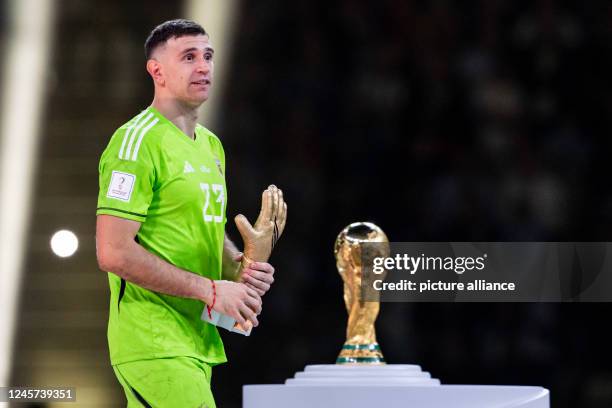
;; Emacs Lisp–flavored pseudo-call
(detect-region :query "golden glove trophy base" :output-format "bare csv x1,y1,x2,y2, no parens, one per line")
201,308,251,336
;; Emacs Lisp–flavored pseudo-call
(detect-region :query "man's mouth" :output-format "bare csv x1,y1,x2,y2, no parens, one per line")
192,79,211,86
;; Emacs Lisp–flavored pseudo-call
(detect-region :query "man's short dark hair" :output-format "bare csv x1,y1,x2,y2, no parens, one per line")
144,19,207,59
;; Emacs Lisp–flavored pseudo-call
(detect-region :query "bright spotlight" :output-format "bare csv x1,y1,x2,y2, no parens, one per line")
50,230,79,258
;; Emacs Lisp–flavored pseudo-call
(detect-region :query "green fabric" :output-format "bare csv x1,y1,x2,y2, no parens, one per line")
336,357,386,363
97,106,227,366
341,344,381,350
113,357,215,407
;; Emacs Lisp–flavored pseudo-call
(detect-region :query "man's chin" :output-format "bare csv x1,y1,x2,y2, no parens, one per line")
195,91,211,103
183,94,209,108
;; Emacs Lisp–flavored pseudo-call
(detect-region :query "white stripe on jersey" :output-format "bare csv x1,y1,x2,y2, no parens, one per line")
131,118,159,161
118,110,148,160
124,112,154,160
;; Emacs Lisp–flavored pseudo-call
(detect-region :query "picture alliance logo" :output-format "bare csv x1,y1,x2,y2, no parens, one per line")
372,253,488,275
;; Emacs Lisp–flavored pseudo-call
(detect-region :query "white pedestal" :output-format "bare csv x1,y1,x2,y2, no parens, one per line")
243,365,550,408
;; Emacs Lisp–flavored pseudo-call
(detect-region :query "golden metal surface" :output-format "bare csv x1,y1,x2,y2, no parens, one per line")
233,185,288,333
334,222,389,364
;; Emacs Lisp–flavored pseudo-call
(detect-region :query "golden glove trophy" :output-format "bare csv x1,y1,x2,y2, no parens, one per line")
334,222,389,364
202,185,287,335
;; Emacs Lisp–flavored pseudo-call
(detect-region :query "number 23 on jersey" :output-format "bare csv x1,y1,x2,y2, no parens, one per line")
200,183,224,223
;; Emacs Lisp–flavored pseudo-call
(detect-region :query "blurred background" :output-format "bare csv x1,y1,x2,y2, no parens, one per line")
1,0,612,406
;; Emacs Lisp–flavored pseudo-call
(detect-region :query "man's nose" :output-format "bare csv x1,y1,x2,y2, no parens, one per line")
196,59,210,74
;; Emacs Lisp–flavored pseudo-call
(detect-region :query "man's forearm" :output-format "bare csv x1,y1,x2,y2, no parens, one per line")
222,234,242,281
102,241,213,304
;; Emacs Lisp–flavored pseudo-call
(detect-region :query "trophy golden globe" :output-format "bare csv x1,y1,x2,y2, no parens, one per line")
335,222,389,364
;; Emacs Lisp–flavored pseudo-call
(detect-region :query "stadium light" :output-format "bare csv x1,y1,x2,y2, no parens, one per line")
185,0,239,129
50,230,80,258
0,0,55,391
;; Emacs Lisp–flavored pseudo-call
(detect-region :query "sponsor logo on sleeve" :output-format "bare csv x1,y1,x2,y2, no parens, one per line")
107,171,136,202
184,161,195,173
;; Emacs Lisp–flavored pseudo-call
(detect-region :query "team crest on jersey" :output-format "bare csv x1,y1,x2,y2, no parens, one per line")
215,158,223,175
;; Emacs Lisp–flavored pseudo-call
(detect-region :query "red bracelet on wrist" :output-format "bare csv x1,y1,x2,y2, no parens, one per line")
207,278,216,319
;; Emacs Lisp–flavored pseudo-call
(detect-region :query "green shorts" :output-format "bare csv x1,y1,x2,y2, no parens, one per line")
112,357,216,408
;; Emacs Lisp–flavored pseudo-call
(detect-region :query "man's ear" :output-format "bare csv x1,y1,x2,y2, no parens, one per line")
146,59,164,86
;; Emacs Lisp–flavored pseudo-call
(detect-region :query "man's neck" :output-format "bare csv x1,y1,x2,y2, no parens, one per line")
151,97,199,140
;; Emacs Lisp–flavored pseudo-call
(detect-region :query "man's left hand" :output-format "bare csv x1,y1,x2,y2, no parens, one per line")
233,253,275,297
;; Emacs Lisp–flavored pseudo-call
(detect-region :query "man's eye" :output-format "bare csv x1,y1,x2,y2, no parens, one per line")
185,54,194,61
205,53,213,61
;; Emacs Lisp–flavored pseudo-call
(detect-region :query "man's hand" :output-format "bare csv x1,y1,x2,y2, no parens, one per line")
234,185,287,267
225,184,286,331
231,252,275,297
240,261,275,297
211,280,262,328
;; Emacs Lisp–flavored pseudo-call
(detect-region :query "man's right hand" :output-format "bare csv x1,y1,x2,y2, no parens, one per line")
207,280,262,327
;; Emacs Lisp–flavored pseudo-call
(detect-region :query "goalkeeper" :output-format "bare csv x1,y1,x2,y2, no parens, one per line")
95,19,287,408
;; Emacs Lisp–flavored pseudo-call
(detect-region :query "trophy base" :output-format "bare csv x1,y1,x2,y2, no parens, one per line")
243,364,549,408
287,364,439,386
336,342,385,364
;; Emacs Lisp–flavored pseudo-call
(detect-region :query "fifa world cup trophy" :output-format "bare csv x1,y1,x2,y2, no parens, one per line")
334,222,389,364
245,222,550,408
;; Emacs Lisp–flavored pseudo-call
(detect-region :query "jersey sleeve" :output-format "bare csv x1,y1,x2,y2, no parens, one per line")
96,127,159,223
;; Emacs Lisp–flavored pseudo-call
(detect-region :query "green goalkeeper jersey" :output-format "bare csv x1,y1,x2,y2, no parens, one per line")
97,106,227,366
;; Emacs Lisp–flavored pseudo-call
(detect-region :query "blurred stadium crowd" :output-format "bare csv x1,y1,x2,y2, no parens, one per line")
218,2,612,407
